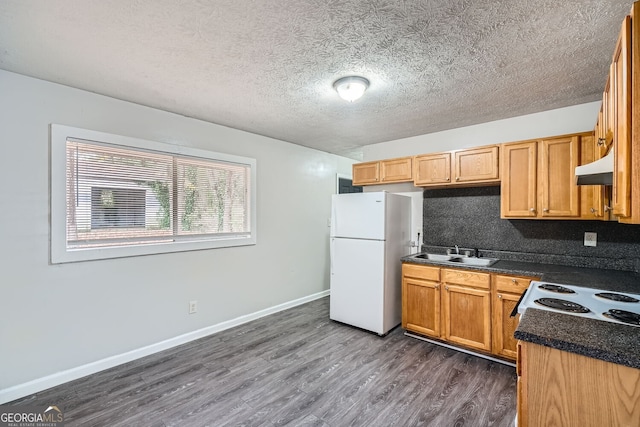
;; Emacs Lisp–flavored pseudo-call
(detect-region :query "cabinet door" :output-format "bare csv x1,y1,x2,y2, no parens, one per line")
492,292,521,359
402,277,441,338
501,142,537,218
414,153,451,186
579,134,605,219
443,284,491,351
380,157,412,183
453,146,499,184
522,342,640,427
516,342,527,427
352,161,379,185
603,73,614,156
538,136,579,217
612,16,632,218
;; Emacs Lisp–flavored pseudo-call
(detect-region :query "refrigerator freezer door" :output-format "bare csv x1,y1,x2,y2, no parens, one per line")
330,237,386,334
331,192,386,240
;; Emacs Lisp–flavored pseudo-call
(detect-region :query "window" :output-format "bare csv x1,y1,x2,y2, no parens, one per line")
51,125,256,263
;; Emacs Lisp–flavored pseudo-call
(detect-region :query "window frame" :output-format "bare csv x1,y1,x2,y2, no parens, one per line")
50,124,257,264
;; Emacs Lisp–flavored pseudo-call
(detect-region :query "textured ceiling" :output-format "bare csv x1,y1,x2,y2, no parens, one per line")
0,0,632,159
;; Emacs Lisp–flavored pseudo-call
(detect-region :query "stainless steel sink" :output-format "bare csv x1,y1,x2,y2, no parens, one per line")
450,257,498,267
414,253,498,267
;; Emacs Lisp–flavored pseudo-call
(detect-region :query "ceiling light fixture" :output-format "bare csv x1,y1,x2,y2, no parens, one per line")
333,76,369,102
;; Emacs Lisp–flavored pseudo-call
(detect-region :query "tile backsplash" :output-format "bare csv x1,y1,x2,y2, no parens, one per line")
422,186,640,271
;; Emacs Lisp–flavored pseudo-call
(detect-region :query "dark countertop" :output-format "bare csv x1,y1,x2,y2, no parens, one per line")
402,253,640,369
515,308,640,369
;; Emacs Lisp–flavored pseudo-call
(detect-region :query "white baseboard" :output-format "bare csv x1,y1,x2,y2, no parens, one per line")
0,290,329,405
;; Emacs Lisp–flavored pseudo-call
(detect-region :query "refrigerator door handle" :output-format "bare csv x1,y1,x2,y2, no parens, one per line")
330,238,334,275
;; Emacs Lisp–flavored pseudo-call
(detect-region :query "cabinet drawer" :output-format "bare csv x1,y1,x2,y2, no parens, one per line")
442,268,490,289
403,264,440,281
495,274,536,294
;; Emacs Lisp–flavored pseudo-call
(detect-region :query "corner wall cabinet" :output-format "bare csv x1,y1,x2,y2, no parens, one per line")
402,263,537,361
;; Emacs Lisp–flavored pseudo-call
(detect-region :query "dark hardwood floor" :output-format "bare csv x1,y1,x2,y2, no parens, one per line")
11,297,516,426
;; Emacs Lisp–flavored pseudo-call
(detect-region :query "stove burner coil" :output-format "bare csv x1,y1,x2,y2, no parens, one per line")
602,309,640,325
538,284,576,294
595,292,640,303
534,298,590,313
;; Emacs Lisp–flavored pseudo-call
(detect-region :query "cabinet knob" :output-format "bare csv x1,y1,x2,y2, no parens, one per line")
445,286,449,291
498,294,502,299
446,177,450,181
529,208,535,213
597,138,606,146
435,284,440,289
455,177,460,181
590,207,597,214
604,205,612,212
512,278,517,283
543,208,549,213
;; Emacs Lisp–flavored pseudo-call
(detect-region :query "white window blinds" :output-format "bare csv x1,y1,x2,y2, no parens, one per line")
51,125,256,263
65,139,251,249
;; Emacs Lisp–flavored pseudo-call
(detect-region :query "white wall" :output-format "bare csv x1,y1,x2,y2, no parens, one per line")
363,102,601,160
0,70,353,399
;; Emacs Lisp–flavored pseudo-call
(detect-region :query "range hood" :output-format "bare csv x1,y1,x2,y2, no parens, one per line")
575,149,613,185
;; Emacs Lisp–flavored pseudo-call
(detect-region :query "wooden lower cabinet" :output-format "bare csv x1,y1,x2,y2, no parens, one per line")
442,284,491,351
402,263,535,361
492,292,521,359
492,274,535,359
402,276,441,337
517,341,640,427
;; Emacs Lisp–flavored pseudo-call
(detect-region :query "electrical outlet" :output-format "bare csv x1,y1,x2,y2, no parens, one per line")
584,232,597,247
189,300,198,314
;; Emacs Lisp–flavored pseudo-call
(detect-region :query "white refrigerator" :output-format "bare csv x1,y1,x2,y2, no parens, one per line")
330,191,411,335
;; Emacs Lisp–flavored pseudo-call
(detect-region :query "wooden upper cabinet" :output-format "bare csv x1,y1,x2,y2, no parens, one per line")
501,141,537,217
502,135,581,219
352,161,379,185
612,16,632,219
602,74,614,156
414,153,451,185
579,134,607,219
380,157,413,183
415,145,499,187
538,136,580,217
453,145,499,184
352,157,412,186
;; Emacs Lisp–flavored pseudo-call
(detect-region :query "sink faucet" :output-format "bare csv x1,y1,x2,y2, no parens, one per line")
455,245,459,255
